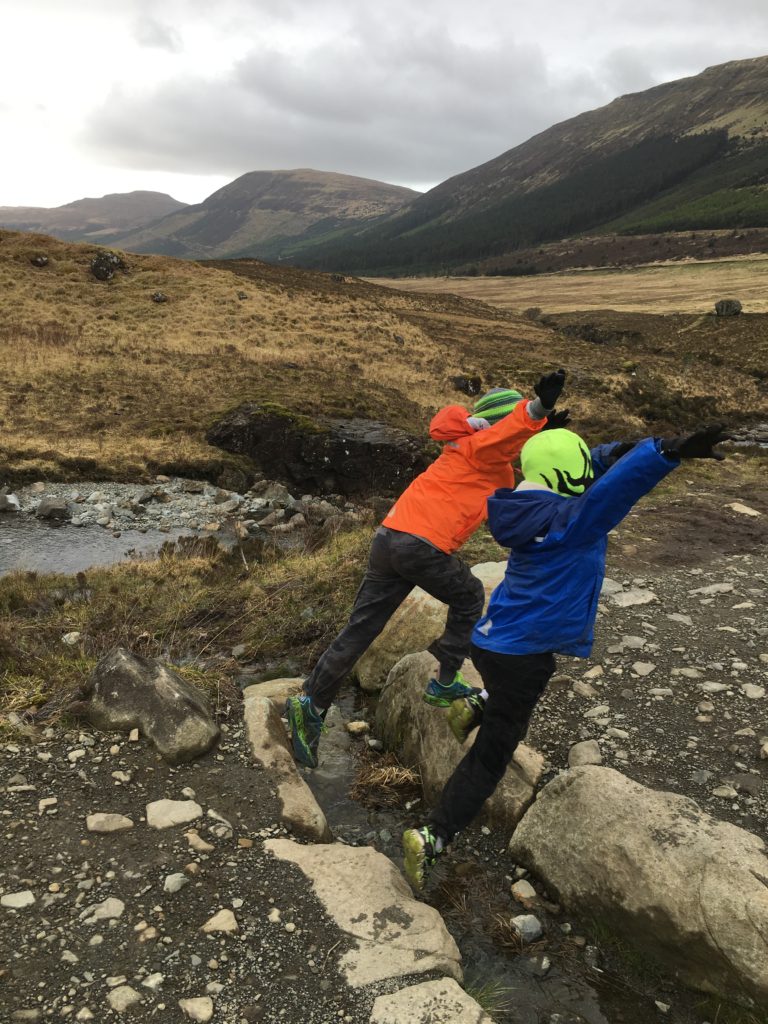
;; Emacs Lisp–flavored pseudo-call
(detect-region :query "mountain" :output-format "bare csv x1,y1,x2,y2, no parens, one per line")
0,192,187,243
286,56,768,275
112,169,419,259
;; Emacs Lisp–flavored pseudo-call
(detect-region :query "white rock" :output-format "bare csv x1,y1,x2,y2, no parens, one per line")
712,786,738,799
178,997,214,1023
75,1010,95,1021
742,684,766,700
612,589,657,608
164,873,189,894
600,578,624,595
568,740,602,768
146,799,203,829
201,908,238,933
86,813,134,833
667,613,693,626
185,830,215,853
80,897,125,924
268,907,281,924
689,583,734,596
1,890,35,909
142,974,164,991
725,502,761,517
38,797,57,814
511,879,537,903
370,979,493,1023
61,631,82,645
512,913,543,943
583,705,610,719
107,986,141,1013
632,662,656,677
699,681,729,694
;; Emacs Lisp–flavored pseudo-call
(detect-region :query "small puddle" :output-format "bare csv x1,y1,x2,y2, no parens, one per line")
0,517,193,576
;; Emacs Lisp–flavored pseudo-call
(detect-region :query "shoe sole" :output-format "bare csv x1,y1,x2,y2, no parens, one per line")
402,830,427,890
285,699,318,769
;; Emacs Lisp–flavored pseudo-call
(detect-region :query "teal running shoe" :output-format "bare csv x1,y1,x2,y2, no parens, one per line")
447,690,485,744
423,671,475,708
402,825,442,890
285,695,325,768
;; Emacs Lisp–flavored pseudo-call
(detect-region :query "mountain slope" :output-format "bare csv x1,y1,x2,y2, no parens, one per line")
0,192,187,242
113,169,418,259
288,56,768,274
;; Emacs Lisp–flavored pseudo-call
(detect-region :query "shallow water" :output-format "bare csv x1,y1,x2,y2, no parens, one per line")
0,516,193,576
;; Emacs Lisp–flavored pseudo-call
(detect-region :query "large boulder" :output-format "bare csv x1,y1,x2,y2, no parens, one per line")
370,980,492,1023
206,402,430,498
356,561,505,693
376,651,543,834
509,766,768,1006
242,687,331,843
265,837,462,988
82,648,219,764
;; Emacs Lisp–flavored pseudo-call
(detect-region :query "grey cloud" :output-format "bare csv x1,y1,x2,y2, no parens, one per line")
134,17,183,52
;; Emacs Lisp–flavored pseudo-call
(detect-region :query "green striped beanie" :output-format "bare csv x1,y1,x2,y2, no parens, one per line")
472,388,523,425
520,428,594,497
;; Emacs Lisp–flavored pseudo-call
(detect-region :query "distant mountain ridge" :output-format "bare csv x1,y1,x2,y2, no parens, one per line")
112,170,419,260
284,55,768,275
0,192,187,242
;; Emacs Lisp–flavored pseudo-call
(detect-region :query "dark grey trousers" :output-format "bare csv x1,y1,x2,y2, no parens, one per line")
303,527,485,710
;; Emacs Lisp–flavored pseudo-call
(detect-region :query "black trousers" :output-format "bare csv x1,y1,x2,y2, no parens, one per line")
303,528,485,710
429,644,556,842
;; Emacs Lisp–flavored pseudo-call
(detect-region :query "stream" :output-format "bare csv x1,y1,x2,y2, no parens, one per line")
0,517,193,576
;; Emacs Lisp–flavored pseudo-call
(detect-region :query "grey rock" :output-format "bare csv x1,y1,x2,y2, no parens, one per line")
715,298,742,316
568,740,603,767
35,497,70,521
512,913,543,943
82,648,219,764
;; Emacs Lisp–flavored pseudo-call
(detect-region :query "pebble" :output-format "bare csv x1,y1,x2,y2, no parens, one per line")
179,997,214,1022
107,986,142,1013
80,897,125,924
164,873,189,894
346,721,370,736
712,786,738,799
202,908,239,933
38,797,57,814
583,705,610,719
146,799,203,829
699,681,728,694
611,588,657,608
512,913,543,944
511,879,537,904
86,812,134,833
186,830,215,853
142,973,165,991
741,684,766,700
268,908,282,924
1,890,36,909
632,662,656,676
568,740,602,767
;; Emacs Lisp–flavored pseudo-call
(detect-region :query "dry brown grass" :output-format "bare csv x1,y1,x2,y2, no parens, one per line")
374,256,768,314
2,230,767,486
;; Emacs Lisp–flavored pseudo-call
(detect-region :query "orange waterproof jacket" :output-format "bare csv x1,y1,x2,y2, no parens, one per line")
381,400,545,553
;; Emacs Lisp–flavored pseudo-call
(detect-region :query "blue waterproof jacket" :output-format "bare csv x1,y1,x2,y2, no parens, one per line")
471,438,678,658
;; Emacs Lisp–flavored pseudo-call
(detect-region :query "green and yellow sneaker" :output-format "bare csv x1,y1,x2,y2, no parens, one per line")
423,671,475,708
447,690,485,744
402,825,443,890
285,695,325,768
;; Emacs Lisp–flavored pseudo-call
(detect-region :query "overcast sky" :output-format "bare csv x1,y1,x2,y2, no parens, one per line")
3,0,768,207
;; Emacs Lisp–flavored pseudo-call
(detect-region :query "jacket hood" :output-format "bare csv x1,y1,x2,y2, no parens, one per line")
487,487,565,548
429,404,474,442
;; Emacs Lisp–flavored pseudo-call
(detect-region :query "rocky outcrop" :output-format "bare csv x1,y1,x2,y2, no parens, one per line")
82,648,220,764
356,561,505,693
376,651,543,833
242,687,331,843
509,766,768,1006
206,403,430,498
265,837,462,988
370,979,492,1023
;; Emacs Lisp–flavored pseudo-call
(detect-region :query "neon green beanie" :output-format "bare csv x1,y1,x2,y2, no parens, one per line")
520,428,594,497
473,388,523,425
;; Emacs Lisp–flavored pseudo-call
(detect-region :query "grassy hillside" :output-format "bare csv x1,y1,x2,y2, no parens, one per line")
288,57,768,275
0,192,187,243
114,170,418,260
1,230,767,490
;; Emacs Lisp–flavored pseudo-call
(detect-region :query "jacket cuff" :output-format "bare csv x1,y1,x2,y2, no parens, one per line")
527,397,550,421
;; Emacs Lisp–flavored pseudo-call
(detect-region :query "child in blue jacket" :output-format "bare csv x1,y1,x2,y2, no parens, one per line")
403,423,730,888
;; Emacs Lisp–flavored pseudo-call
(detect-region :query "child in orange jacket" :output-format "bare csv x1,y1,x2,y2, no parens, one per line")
286,370,567,767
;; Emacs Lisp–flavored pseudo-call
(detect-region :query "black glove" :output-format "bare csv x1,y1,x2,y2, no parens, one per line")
534,368,566,410
542,408,571,430
611,441,636,459
661,424,732,460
